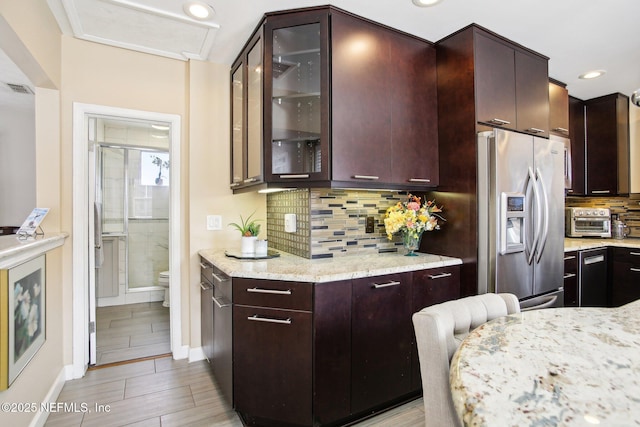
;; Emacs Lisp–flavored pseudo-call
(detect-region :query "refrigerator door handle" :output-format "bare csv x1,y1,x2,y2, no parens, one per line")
526,167,541,265
535,167,550,263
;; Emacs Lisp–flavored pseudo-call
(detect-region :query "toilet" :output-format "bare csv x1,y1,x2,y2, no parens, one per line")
158,271,170,308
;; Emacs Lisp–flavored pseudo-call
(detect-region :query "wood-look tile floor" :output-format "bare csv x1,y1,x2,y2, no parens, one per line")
44,356,425,427
96,302,170,366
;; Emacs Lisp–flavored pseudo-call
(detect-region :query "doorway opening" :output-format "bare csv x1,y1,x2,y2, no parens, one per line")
72,103,184,378
93,121,171,365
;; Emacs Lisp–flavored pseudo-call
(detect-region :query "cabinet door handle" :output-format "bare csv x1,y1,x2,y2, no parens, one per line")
563,273,577,279
487,118,510,125
629,252,640,256
630,268,640,273
409,178,431,183
428,272,452,280
584,255,605,265
199,281,212,290
372,281,401,289
230,182,241,188
243,177,258,183
564,255,576,261
199,262,209,269
353,175,379,180
591,190,611,194
247,287,292,295
525,127,545,134
279,174,310,179
212,272,230,282
553,127,569,134
247,314,292,325
212,296,231,308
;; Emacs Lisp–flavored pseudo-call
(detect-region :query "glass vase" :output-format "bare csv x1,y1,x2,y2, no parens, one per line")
402,230,423,256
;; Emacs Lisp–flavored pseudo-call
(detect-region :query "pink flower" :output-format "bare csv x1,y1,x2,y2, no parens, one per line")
407,202,420,211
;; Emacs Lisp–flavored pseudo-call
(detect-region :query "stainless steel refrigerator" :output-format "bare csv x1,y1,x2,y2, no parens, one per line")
477,129,565,310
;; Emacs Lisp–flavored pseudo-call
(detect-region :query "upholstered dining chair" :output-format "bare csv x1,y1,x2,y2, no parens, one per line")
412,293,520,427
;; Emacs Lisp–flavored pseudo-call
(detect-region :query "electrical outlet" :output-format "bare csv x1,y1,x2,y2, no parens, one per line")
207,215,222,230
365,216,375,233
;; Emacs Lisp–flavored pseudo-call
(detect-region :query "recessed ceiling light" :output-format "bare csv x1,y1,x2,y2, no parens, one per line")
412,0,443,7
183,1,214,20
578,69,606,80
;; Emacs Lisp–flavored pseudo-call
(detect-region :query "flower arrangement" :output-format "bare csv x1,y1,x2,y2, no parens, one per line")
383,194,444,241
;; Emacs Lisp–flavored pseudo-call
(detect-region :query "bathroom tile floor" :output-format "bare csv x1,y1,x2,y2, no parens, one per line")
96,302,170,365
45,356,425,427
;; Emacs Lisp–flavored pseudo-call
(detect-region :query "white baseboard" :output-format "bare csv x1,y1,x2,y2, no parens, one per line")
189,346,205,363
28,365,71,427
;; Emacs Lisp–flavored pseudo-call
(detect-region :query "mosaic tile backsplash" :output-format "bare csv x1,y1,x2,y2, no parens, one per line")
267,189,412,259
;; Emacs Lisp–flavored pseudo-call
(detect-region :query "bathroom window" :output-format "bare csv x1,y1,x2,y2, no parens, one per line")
140,151,170,186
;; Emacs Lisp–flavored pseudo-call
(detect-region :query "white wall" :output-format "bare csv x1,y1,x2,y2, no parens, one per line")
0,102,36,225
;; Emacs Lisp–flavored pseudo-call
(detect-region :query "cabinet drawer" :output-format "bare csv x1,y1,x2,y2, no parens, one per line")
199,257,214,285
412,266,461,312
234,278,312,311
612,247,640,266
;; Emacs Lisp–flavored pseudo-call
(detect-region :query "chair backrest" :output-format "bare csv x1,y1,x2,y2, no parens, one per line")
412,293,520,427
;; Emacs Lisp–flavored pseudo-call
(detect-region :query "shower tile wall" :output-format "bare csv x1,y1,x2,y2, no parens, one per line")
267,189,403,259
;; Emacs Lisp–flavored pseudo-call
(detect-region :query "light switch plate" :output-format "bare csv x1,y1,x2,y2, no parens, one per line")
284,213,297,233
207,215,222,230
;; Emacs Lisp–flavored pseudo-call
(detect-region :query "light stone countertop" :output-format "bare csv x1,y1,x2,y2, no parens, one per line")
450,300,640,427
198,248,462,283
564,237,640,252
0,232,68,269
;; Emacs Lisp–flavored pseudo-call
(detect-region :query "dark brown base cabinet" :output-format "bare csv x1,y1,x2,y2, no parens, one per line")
610,247,640,307
563,251,578,307
231,265,460,427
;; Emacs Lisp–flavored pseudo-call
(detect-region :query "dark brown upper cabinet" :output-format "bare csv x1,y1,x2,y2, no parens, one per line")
568,95,586,195
585,93,630,196
231,6,439,192
549,79,570,137
230,30,264,190
472,28,549,135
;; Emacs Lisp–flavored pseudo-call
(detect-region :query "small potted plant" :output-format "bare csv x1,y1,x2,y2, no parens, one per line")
229,212,261,254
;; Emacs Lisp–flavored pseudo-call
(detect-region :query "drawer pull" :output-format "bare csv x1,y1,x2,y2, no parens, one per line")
591,190,611,194
409,178,431,183
247,287,292,295
564,255,576,261
553,127,569,134
373,281,401,289
247,314,292,325
428,272,452,280
584,255,605,265
563,273,577,279
630,268,640,273
353,175,379,180
212,296,231,308
212,272,230,282
199,262,210,269
630,252,640,256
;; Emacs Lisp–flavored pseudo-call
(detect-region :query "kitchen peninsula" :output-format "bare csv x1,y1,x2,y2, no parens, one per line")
450,299,640,426
199,249,461,427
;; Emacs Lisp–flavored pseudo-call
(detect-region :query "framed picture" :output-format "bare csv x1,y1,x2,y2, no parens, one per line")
0,255,46,390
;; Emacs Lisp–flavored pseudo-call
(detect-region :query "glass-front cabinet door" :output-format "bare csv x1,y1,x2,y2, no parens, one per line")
229,31,263,190
265,12,329,182
230,62,244,188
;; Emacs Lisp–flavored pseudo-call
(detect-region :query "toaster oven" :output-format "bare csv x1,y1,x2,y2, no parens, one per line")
565,207,611,238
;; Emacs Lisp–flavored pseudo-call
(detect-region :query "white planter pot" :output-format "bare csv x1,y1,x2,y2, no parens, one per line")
241,236,257,254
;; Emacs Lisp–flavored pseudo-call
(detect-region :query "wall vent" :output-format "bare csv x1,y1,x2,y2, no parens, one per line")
5,83,34,95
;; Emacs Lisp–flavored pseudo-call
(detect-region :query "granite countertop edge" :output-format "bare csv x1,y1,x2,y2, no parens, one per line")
199,248,463,283
564,237,640,252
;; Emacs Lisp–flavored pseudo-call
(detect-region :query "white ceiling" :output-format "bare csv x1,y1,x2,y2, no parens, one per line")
3,0,638,103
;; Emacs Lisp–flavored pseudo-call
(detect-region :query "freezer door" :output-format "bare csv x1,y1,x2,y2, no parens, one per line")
484,129,535,298
533,137,565,296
